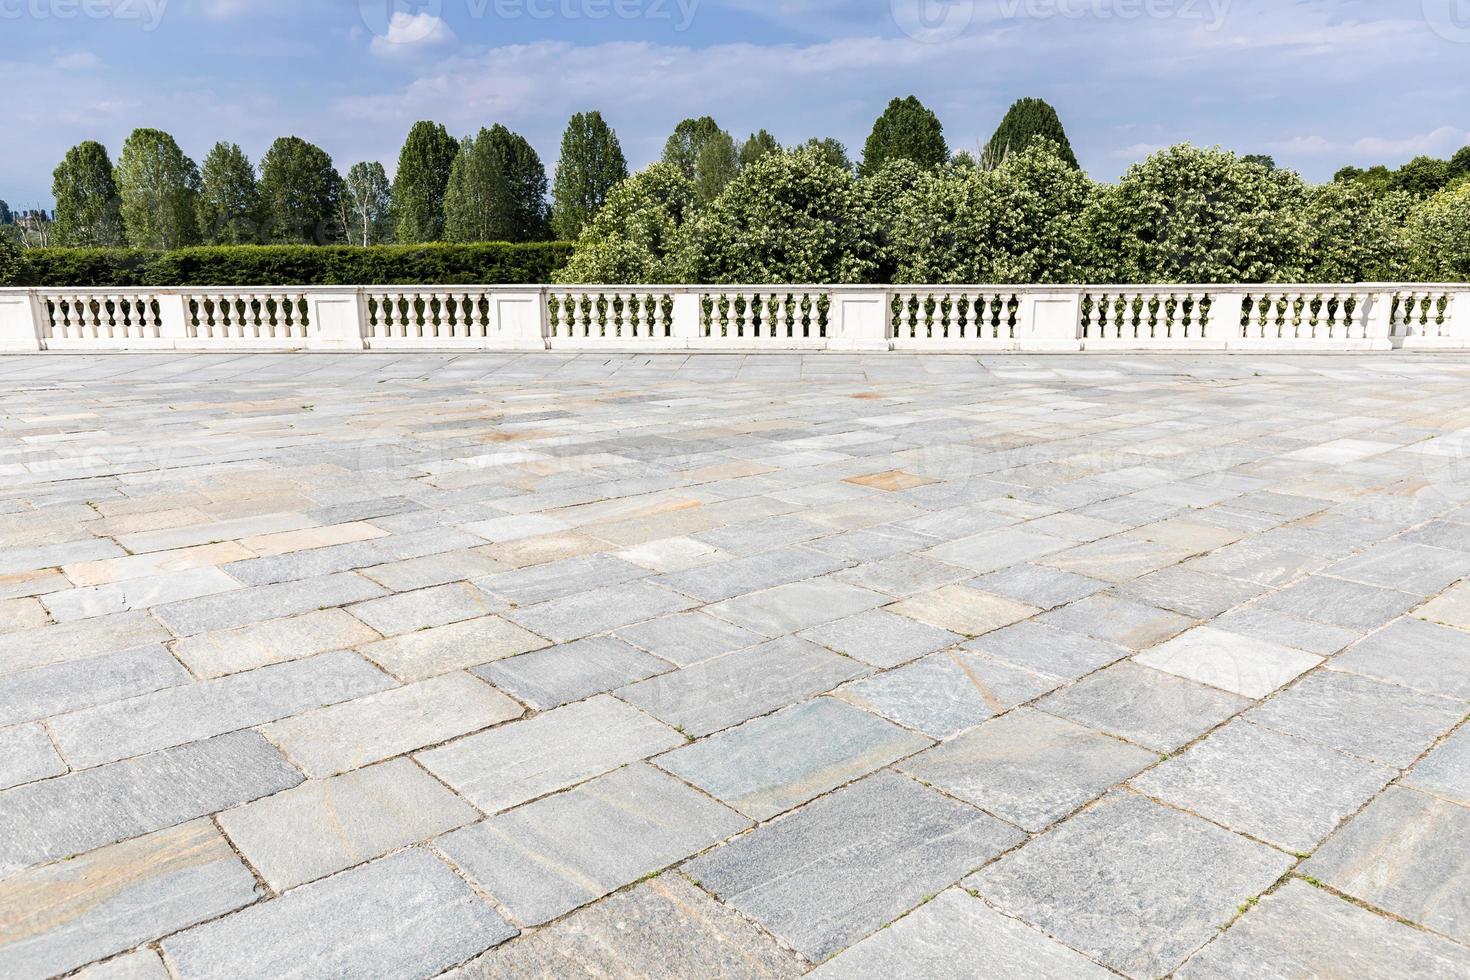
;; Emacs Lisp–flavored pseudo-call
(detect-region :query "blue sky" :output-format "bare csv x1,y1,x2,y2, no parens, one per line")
3,0,1469,207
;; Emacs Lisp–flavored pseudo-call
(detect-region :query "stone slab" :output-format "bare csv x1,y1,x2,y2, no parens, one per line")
1037,660,1249,752
0,730,301,877
475,635,670,709
162,848,516,980
263,671,523,778
1177,878,1470,979
172,608,381,679
1133,719,1394,852
0,821,258,979
657,697,932,820
799,608,961,668
615,610,762,666
417,695,683,813
0,644,188,727
0,722,65,791
970,791,1295,977
1303,786,1470,943
1134,626,1322,699
810,888,1114,979
442,874,802,979
617,636,868,738
901,708,1157,831
838,648,1060,739
438,764,749,926
1331,617,1470,699
48,650,393,768
218,759,479,891
685,771,1023,962
360,615,549,683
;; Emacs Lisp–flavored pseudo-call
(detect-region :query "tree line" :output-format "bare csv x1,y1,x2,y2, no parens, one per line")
559,101,1470,286
4,96,1083,253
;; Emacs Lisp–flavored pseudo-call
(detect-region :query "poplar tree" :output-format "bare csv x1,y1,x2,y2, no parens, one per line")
550,111,628,240
392,120,459,243
52,141,124,246
115,128,201,249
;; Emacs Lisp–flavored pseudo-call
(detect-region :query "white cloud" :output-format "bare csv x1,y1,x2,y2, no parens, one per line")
1267,125,1470,161
369,12,456,59
52,52,103,70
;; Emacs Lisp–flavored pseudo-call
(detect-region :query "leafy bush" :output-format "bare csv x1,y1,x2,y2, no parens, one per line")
1084,144,1309,283
889,141,1097,284
1407,182,1470,281
18,243,573,287
1299,184,1412,283
0,234,24,286
555,163,697,284
675,147,880,284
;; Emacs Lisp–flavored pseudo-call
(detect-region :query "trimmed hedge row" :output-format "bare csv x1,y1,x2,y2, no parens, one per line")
15,243,575,287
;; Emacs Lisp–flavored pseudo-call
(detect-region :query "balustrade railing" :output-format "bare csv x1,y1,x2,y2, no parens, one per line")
0,285,1464,353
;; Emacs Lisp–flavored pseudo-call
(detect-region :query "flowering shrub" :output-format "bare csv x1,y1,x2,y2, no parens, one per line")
1406,181,1470,281
555,163,696,284
674,147,880,284
889,141,1096,284
1084,145,1310,284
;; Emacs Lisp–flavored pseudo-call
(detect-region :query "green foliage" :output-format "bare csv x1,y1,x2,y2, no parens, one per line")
662,116,723,179
889,141,1097,284
0,200,13,225
738,130,781,170
693,130,739,206
677,147,880,284
1452,146,1470,181
115,128,201,250
52,141,124,247
0,233,23,286
18,243,572,287
1299,183,1412,282
12,248,154,286
1393,155,1453,197
555,163,696,284
861,96,948,176
198,142,262,245
392,121,459,243
1243,154,1277,169
982,98,1078,170
1083,144,1308,283
858,158,924,282
342,161,393,246
1406,181,1470,280
551,111,628,240
443,126,550,243
799,138,853,174
257,137,345,244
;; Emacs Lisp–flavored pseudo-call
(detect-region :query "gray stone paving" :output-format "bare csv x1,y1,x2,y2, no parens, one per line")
2,351,1470,977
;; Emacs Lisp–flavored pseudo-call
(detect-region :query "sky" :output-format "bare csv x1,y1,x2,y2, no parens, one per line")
2,0,1469,207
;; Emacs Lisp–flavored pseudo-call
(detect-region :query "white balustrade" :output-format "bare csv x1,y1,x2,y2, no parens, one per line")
0,284,1465,353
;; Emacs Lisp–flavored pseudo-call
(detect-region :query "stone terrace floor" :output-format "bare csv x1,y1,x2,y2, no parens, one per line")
2,351,1470,979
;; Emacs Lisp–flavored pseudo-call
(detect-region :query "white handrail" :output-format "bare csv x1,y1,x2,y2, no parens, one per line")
1,285,1465,353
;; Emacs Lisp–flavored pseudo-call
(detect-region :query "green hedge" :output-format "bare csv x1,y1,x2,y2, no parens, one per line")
17,243,575,287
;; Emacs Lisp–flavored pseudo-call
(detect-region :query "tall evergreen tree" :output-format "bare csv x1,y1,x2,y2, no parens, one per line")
115,128,201,249
860,96,948,176
443,125,549,243
392,120,459,243
551,111,628,240
52,141,124,247
662,117,723,179
197,142,261,244
0,200,12,225
694,131,739,205
738,130,781,170
342,161,393,246
257,136,344,244
982,98,1079,169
